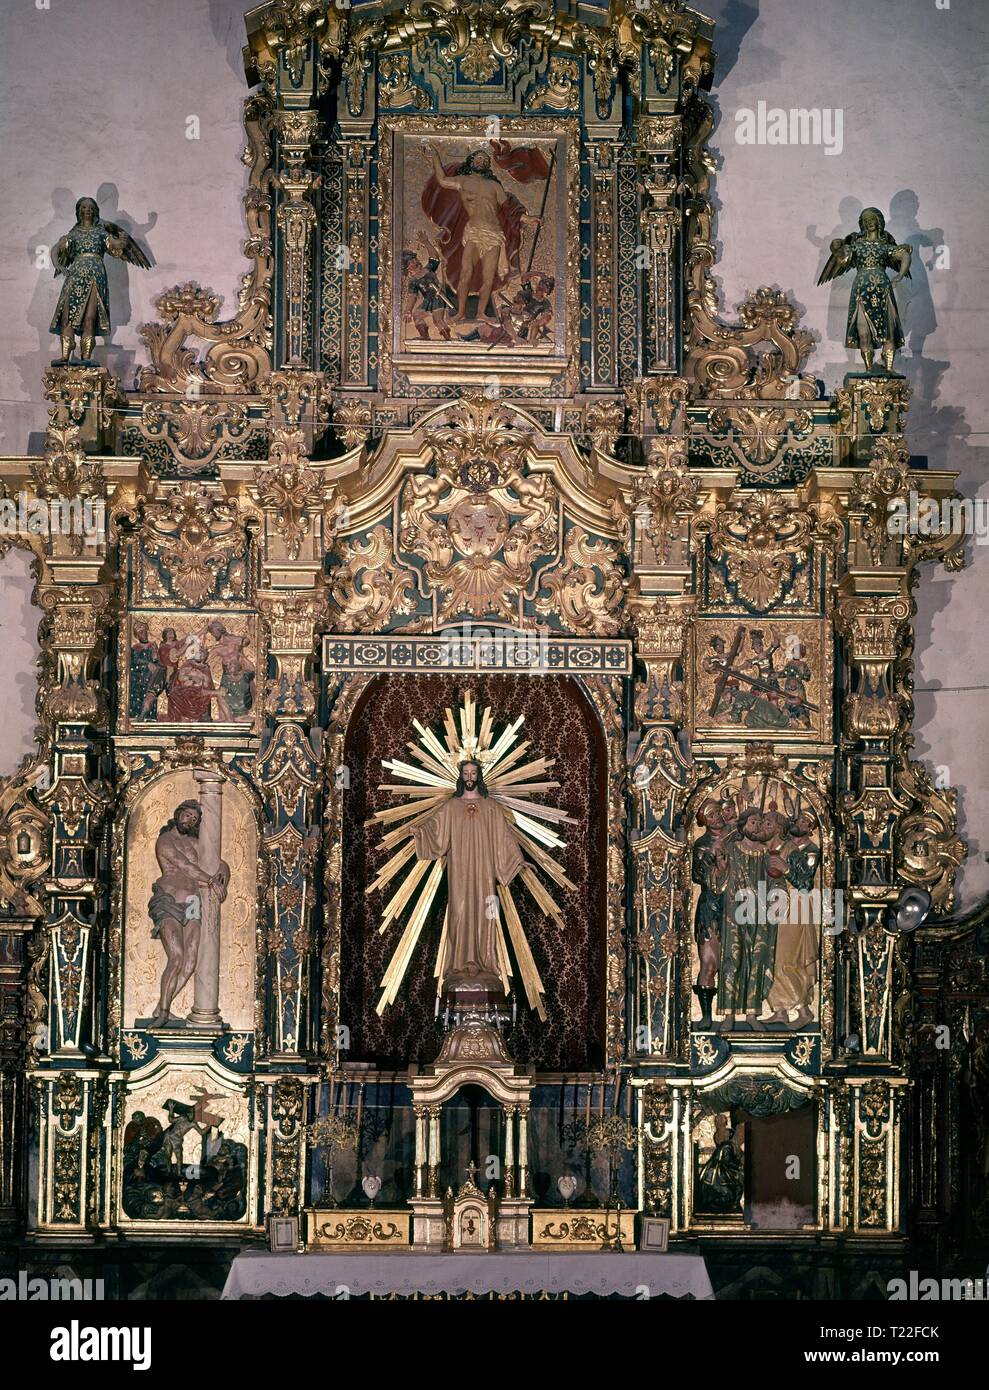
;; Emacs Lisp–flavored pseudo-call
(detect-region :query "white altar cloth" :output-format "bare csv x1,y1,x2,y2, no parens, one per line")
222,1249,714,1299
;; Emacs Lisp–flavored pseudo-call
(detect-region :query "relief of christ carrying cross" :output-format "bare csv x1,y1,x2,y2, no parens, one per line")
705,625,818,729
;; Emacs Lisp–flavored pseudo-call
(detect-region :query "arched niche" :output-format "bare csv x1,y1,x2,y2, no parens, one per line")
338,671,609,1070
121,767,258,1034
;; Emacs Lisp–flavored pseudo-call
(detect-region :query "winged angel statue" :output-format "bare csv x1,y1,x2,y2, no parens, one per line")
50,195,151,363
367,692,575,1023
817,206,911,372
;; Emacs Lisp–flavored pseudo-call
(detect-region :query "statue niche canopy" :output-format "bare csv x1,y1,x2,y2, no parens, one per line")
0,0,976,1284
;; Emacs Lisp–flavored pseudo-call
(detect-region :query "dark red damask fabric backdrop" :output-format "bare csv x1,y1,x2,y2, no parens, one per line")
341,673,607,1069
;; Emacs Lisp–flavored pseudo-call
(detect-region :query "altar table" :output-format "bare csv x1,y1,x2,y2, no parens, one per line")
222,1249,714,1300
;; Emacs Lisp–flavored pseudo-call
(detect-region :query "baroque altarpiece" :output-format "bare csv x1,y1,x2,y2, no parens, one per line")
0,0,984,1288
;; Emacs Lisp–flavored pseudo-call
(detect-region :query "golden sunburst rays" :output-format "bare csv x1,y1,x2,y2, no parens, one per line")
365,691,574,1020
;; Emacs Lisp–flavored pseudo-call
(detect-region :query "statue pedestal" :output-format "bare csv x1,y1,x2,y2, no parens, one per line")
409,1018,534,1251
836,370,911,465
42,364,120,452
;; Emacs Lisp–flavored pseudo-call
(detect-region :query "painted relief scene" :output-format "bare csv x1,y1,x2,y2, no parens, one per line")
123,770,256,1034
126,615,258,728
121,1076,249,1223
689,775,827,1033
694,620,828,742
395,131,564,356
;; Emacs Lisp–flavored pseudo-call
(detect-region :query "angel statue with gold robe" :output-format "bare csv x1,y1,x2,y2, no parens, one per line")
50,195,151,364
817,206,911,372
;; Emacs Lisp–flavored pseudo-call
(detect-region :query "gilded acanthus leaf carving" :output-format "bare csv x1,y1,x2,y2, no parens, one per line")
708,406,813,467
139,483,252,608
586,398,626,455
398,393,560,624
535,526,625,636
895,758,966,914
626,374,689,434
140,399,253,471
423,392,530,487
632,436,701,565
852,435,911,567
696,489,815,610
31,417,104,502
255,427,333,561
328,526,420,632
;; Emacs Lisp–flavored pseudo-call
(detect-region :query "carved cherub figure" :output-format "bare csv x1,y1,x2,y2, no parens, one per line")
50,195,151,363
817,206,912,372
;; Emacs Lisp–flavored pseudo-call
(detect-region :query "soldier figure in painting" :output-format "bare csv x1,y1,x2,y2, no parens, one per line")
129,621,158,719
206,621,256,721
403,250,457,340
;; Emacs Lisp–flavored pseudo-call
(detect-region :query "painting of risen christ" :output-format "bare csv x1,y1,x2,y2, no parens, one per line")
421,141,548,323
394,129,565,358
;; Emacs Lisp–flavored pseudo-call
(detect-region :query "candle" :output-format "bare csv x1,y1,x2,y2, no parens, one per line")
356,1082,364,1139
598,1079,604,1118
585,1082,591,1130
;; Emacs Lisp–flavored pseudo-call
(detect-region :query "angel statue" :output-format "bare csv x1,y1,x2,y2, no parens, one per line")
817,206,912,372
50,195,151,364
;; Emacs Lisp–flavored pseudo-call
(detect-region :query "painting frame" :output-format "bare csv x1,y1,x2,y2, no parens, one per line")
119,611,264,737
691,617,832,745
113,1053,260,1235
377,114,581,397
639,1215,671,1252
120,765,259,1036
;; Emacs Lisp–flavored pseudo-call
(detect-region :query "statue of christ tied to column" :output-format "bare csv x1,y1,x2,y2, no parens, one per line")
146,782,229,1030
412,758,524,993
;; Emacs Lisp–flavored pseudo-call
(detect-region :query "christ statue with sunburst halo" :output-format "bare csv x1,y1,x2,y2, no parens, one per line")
366,691,575,1025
